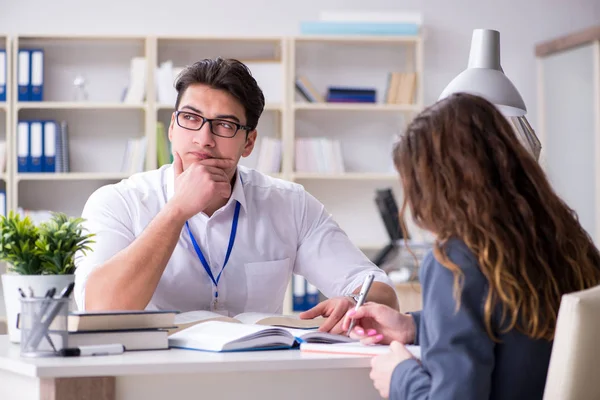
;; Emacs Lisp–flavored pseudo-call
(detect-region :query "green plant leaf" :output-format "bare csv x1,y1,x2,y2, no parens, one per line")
0,211,95,275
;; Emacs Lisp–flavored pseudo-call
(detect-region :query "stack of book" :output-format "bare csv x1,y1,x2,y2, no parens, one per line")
299,10,422,36
385,72,417,104
255,137,282,174
295,137,345,174
17,120,70,173
326,87,376,103
156,121,172,167
121,136,147,174
66,310,178,351
295,76,324,103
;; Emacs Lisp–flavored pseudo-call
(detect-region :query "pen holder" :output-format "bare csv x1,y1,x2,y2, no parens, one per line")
19,297,69,358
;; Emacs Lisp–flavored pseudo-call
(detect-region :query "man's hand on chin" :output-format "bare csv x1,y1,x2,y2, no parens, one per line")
298,296,356,335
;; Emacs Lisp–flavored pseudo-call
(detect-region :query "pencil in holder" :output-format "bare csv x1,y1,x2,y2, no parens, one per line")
19,297,69,357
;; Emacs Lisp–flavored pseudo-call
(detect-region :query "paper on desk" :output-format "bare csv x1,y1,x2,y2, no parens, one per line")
300,342,421,359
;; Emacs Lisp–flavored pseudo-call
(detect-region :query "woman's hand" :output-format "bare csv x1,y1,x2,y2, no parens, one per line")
341,302,416,345
370,341,416,398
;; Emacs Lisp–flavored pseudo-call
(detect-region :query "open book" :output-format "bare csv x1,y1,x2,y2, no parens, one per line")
299,342,422,359
169,311,324,335
168,320,354,352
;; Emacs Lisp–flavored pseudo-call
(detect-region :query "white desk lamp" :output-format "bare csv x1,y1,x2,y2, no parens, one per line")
438,29,541,160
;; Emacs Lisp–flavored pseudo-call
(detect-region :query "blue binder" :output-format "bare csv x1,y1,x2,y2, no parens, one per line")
292,275,307,312
17,121,30,172
17,49,30,102
30,49,44,102
0,50,6,102
43,120,57,172
29,121,44,172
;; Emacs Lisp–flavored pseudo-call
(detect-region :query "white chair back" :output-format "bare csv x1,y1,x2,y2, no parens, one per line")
543,284,600,400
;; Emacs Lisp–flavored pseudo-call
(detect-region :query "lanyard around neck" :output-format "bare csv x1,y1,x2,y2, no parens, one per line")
185,201,241,300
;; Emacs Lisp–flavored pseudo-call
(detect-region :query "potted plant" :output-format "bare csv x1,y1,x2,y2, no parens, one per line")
0,212,95,342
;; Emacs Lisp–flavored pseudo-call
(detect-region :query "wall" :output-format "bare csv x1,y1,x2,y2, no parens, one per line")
1,0,599,125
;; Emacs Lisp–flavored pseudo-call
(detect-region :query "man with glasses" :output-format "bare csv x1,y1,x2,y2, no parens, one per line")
74,58,398,334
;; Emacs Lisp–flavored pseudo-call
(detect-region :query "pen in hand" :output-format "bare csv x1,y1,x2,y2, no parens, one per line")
346,272,375,336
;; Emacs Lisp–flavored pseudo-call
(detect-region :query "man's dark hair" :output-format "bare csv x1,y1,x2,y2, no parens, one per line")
174,58,265,130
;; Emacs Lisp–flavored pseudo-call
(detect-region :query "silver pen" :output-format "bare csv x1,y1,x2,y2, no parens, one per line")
347,272,375,336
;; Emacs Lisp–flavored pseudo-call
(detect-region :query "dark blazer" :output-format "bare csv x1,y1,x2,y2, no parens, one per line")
390,238,553,400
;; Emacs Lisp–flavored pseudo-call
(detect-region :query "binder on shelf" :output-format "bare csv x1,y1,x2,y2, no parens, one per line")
156,122,170,167
30,49,44,102
305,283,320,310
0,50,6,102
55,121,70,173
292,275,307,312
17,121,30,172
123,57,147,104
0,191,5,217
43,121,57,172
0,140,6,174
17,49,30,102
29,121,43,172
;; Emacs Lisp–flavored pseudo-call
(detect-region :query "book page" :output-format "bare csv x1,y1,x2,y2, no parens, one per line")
175,310,236,325
285,328,355,344
234,312,324,329
168,320,294,352
169,310,239,335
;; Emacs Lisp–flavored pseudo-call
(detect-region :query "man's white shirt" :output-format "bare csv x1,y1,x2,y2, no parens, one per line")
74,164,392,316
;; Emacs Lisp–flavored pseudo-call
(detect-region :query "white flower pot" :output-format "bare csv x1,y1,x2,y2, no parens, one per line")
1,274,75,343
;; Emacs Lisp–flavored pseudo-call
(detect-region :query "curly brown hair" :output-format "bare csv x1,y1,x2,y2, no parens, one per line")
394,92,600,341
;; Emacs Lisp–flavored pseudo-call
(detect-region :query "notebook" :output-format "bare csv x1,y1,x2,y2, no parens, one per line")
68,310,178,332
169,311,324,334
299,342,422,359
168,320,354,352
16,310,178,332
68,329,169,350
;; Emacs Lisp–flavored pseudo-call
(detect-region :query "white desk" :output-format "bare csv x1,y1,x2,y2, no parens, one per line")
0,336,381,400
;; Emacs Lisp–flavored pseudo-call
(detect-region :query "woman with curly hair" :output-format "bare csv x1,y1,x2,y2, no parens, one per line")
342,93,600,399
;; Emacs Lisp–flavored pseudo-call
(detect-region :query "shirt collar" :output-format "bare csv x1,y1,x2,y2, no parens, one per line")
165,164,247,214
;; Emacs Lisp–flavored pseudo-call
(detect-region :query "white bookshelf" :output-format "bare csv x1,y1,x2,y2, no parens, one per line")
16,172,131,181
289,34,423,247
294,35,421,44
293,172,399,181
0,33,426,317
1,33,424,249
10,35,151,216
16,102,147,110
0,36,9,211
293,103,420,112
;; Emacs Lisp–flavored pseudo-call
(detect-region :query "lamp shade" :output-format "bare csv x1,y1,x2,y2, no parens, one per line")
439,29,527,117
439,29,541,160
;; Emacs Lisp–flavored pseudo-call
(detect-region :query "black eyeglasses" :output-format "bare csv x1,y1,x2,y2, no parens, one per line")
175,110,252,138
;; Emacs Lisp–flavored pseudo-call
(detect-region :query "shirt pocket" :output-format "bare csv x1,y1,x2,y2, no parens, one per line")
244,258,291,313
